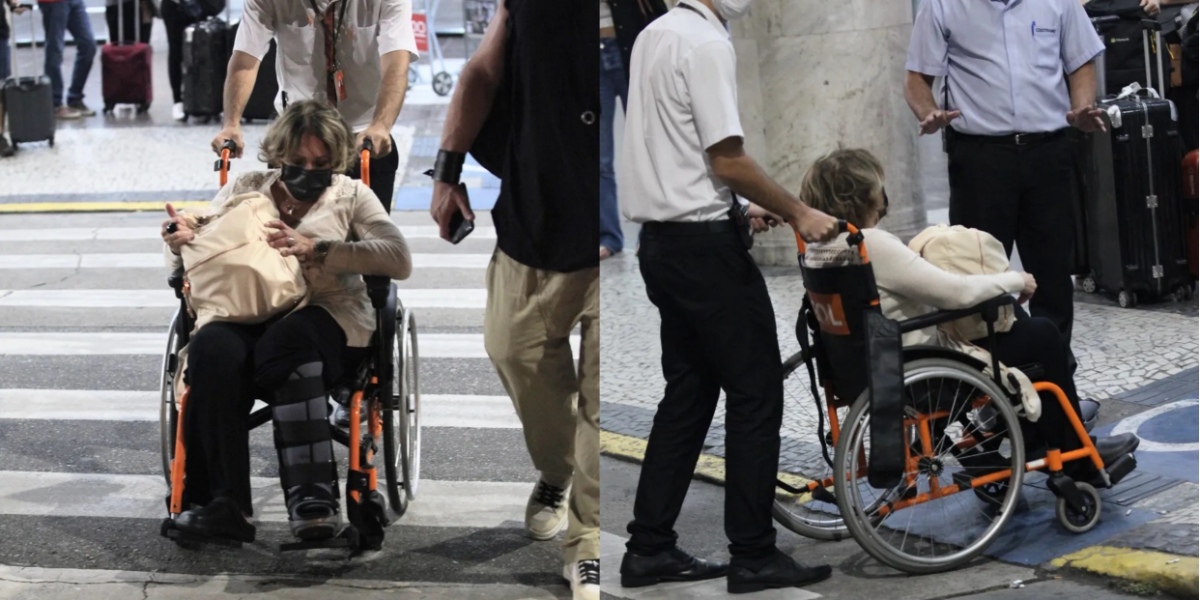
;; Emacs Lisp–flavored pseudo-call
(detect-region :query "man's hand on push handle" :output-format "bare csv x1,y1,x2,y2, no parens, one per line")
796,205,841,244
211,125,245,158
356,125,393,158
430,180,476,242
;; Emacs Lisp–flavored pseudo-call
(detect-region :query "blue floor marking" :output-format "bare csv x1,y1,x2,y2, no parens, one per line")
1093,399,1199,484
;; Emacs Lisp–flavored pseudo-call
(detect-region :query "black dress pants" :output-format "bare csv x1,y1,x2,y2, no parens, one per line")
626,225,784,565
972,316,1084,457
159,0,197,105
948,132,1076,351
182,306,364,515
346,134,400,213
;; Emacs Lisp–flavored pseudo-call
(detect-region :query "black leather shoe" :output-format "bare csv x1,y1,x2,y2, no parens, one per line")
727,550,832,594
1094,433,1140,465
175,497,256,543
620,547,728,588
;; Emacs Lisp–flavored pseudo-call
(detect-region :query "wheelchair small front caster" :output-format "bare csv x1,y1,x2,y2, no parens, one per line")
1056,481,1102,533
1118,290,1138,309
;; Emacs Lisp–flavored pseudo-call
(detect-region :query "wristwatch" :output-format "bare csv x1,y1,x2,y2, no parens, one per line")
314,240,333,264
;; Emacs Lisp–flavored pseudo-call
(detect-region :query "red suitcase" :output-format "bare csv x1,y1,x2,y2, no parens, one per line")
102,0,152,113
1186,150,1198,279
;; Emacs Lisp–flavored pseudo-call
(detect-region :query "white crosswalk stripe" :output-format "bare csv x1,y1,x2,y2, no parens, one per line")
0,253,492,269
0,211,560,592
0,331,580,358
0,288,490,309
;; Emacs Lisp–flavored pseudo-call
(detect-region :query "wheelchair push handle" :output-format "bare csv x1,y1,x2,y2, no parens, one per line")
793,219,870,264
360,140,373,188
214,140,236,187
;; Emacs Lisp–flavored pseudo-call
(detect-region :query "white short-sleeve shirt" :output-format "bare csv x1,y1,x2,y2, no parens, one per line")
234,0,419,133
620,0,746,223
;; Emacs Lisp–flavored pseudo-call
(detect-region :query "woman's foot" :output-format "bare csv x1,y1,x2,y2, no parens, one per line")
173,102,186,122
175,497,257,543
600,246,614,261
286,484,342,540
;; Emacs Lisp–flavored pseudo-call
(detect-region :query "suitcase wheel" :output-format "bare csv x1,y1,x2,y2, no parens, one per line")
1118,290,1138,309
1171,284,1193,302
1077,276,1097,294
137,104,150,115
432,72,454,97
48,137,53,148
104,104,114,114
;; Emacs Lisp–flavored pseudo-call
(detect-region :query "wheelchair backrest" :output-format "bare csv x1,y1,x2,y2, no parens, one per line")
798,232,884,404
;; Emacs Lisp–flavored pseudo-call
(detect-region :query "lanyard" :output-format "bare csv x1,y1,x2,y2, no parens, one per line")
307,0,350,69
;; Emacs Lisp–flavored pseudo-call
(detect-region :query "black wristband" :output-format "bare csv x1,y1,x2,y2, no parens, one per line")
431,149,466,185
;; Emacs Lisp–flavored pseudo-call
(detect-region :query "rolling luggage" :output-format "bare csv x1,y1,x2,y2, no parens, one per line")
2,5,55,147
1076,19,1192,307
1085,1,1174,96
229,20,278,122
101,0,153,113
181,14,230,121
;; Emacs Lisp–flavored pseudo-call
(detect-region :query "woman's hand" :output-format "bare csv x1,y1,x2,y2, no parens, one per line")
161,203,195,255
1017,272,1037,305
266,220,316,262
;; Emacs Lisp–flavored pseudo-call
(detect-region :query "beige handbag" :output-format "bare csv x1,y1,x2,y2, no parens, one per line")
179,192,308,329
908,224,1016,342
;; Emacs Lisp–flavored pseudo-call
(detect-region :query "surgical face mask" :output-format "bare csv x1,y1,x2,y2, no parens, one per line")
712,0,755,21
280,164,333,203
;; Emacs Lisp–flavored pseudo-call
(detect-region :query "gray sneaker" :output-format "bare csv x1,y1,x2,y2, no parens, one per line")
68,102,97,117
55,105,83,120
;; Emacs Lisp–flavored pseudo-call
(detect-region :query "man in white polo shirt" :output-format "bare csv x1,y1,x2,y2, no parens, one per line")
618,0,839,594
211,0,418,212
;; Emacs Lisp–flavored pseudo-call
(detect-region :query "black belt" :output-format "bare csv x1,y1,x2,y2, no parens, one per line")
948,128,1066,146
640,220,736,237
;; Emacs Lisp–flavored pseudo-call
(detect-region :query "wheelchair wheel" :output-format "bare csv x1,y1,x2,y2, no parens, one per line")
1056,482,1102,534
772,351,854,541
159,308,182,484
383,308,421,519
835,358,1025,574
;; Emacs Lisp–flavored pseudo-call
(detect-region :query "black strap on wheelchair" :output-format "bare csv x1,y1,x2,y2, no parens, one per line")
276,377,328,405
273,420,333,448
864,310,905,489
280,462,338,489
797,297,835,470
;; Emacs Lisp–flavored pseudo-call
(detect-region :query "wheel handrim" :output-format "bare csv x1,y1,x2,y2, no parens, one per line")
159,309,180,484
405,312,421,498
843,364,1025,569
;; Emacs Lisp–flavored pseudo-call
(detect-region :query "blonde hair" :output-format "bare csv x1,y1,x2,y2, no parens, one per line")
798,148,885,228
258,99,356,172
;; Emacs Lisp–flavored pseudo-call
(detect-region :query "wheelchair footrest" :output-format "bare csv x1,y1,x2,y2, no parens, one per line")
1104,453,1137,487
279,525,359,552
160,518,244,548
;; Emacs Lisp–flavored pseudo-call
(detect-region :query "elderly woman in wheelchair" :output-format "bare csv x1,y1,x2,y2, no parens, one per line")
159,100,412,547
777,149,1139,572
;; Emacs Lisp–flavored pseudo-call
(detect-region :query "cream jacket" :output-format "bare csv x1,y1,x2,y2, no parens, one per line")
166,171,412,347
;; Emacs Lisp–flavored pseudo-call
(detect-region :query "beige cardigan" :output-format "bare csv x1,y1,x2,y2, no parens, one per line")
805,228,1024,347
166,171,412,347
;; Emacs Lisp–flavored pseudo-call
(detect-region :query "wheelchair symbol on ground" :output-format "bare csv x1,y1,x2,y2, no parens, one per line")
1111,399,1199,453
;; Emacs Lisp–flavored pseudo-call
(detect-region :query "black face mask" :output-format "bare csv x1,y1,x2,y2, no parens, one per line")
280,164,333,203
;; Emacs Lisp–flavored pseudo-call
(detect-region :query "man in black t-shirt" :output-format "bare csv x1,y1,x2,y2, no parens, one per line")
428,2,598,598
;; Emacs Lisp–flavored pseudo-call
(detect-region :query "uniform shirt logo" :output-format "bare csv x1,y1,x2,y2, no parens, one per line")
1032,21,1058,36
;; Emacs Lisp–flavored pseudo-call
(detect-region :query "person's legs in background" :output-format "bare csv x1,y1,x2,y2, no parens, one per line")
599,37,627,259
37,0,71,114
63,0,96,115
0,33,12,157
160,0,192,119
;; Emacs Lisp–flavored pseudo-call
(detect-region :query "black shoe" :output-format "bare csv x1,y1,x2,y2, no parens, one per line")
620,547,728,588
1094,433,1139,465
286,484,342,540
1079,399,1100,433
0,136,13,158
175,497,256,543
727,550,832,594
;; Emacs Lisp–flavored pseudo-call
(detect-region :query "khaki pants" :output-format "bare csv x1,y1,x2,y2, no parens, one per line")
484,248,599,564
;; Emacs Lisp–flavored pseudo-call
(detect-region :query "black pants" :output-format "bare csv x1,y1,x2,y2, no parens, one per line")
182,306,366,515
627,226,783,565
948,133,1076,350
159,0,197,104
346,134,400,213
104,1,153,46
972,316,1084,457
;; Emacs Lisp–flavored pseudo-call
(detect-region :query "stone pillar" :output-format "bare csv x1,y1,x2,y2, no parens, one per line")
731,0,929,265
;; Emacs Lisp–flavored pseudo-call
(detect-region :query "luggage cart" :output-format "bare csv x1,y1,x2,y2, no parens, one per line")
411,0,454,97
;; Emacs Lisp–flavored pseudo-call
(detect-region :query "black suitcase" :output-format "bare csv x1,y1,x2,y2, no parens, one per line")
228,20,278,122
181,16,230,121
2,6,54,147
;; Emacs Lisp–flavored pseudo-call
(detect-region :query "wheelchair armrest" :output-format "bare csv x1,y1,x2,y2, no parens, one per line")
167,267,185,299
897,294,1015,335
362,275,392,310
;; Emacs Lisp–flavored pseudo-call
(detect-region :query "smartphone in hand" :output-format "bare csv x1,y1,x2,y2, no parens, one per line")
449,208,475,244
